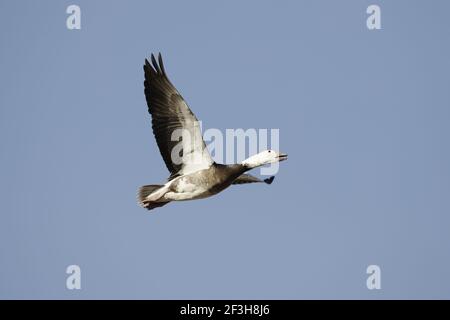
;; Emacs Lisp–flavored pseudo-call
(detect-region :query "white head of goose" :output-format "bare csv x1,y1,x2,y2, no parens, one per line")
138,53,288,210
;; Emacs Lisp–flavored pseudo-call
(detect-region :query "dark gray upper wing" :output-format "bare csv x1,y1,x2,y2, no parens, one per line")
143,53,213,180
232,174,275,185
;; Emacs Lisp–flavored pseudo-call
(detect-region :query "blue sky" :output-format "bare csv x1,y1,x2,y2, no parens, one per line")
1,0,449,299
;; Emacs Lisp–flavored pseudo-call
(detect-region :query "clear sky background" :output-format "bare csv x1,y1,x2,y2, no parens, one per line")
1,0,449,299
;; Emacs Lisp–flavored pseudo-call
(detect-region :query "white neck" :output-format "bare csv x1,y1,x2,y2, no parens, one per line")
241,154,265,169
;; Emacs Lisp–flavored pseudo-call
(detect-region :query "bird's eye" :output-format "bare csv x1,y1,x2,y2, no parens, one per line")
268,150,271,153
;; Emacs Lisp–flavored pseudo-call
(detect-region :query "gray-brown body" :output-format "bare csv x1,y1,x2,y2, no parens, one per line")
167,164,247,200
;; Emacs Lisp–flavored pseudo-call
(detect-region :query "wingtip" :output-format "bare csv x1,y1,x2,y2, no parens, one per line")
144,53,166,75
151,54,159,72
264,176,275,185
158,52,166,75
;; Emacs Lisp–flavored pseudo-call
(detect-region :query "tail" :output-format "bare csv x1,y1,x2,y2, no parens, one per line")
137,185,170,211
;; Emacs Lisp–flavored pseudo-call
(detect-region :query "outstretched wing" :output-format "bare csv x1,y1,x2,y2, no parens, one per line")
143,53,214,180
232,174,275,185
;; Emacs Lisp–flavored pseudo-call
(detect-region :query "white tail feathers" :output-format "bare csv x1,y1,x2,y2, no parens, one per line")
137,185,170,211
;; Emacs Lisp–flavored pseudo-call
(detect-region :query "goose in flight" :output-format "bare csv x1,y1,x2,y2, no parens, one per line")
138,53,287,210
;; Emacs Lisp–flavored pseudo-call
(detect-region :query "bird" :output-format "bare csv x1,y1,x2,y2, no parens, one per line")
138,53,287,210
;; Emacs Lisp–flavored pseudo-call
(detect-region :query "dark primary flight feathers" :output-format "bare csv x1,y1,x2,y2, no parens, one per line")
143,53,212,180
